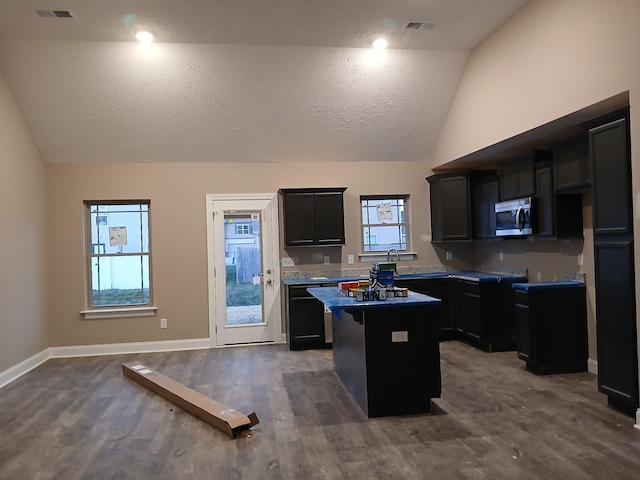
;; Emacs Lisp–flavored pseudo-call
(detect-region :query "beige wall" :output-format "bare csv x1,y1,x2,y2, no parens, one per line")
0,68,48,373
46,161,442,347
431,0,640,362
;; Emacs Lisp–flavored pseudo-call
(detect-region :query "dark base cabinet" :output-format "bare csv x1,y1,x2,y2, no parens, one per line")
286,284,329,350
514,283,588,375
593,240,639,415
393,278,455,340
454,279,521,352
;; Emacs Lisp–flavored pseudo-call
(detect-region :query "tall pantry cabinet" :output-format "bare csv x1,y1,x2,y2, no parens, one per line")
589,109,639,415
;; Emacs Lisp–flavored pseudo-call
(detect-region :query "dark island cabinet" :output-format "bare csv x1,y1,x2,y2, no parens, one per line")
279,188,347,247
551,135,591,192
513,283,588,375
286,284,327,350
472,176,500,240
427,173,471,242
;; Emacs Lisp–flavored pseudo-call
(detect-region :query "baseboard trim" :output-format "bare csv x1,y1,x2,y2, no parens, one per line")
0,348,51,389
587,358,598,375
49,338,212,358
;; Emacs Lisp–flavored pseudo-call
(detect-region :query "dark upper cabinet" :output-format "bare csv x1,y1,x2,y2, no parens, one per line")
499,153,537,200
535,162,583,239
589,117,633,235
551,135,591,192
427,173,471,242
472,176,500,240
279,188,347,246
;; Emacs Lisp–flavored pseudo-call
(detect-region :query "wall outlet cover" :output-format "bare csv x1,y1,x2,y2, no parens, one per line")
348,254,354,264
323,256,330,265
281,257,295,267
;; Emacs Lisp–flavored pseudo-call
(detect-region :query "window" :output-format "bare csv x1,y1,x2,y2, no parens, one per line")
236,224,250,235
361,196,408,252
85,201,151,308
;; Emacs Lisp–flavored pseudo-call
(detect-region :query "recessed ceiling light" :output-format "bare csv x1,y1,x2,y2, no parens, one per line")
135,31,154,43
372,38,388,49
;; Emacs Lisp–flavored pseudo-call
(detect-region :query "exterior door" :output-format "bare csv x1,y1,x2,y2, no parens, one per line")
206,194,280,346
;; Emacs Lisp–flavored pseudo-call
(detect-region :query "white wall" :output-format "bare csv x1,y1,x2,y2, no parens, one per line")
0,67,48,373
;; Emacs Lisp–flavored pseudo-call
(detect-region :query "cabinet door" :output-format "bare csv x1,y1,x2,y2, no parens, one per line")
288,294,325,350
516,159,535,198
500,157,535,200
441,175,471,241
282,192,316,246
514,291,532,362
450,279,466,334
463,281,482,341
590,118,633,235
314,191,345,245
594,240,639,409
473,180,498,240
553,140,589,191
535,165,554,237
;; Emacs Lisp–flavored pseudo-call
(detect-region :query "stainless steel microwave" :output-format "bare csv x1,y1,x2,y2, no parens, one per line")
495,197,534,237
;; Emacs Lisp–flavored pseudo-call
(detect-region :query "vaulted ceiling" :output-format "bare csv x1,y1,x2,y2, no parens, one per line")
0,0,530,164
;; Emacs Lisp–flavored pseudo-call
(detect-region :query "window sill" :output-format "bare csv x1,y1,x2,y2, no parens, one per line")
81,306,158,320
358,252,418,263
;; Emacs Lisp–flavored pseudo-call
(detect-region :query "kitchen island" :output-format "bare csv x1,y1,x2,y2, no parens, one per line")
307,286,443,418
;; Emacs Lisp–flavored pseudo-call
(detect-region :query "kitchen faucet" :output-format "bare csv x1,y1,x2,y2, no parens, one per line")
387,248,400,262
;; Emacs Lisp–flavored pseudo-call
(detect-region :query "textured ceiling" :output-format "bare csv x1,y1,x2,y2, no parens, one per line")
0,0,531,164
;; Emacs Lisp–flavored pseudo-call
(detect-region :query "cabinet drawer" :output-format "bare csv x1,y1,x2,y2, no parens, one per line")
514,290,529,306
463,281,480,295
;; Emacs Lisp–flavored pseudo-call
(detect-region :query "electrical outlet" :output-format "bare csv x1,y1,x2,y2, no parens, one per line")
578,253,584,266
499,251,504,261
323,256,330,265
160,318,167,329
281,257,295,267
348,254,354,265
446,251,452,261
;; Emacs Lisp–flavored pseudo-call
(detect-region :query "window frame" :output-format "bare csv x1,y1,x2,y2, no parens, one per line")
81,199,155,317
360,195,410,253
235,224,251,235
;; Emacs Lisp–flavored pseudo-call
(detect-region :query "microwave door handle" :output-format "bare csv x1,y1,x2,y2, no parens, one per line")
516,206,524,231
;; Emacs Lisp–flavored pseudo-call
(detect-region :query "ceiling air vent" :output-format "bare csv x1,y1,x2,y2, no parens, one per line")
403,21,436,31
36,9,75,18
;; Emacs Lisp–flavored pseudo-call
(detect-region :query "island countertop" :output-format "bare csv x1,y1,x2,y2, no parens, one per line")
306,286,442,310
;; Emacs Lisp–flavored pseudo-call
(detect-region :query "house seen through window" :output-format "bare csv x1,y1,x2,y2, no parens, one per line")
85,200,151,307
360,196,408,252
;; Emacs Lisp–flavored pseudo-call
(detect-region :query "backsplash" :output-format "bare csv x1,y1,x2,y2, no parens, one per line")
281,264,529,280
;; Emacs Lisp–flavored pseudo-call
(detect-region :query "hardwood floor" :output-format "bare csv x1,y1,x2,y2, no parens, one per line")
1,341,639,479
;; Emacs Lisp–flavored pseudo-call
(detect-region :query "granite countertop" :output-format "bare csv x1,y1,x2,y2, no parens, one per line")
512,280,585,291
307,286,442,309
283,271,527,286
